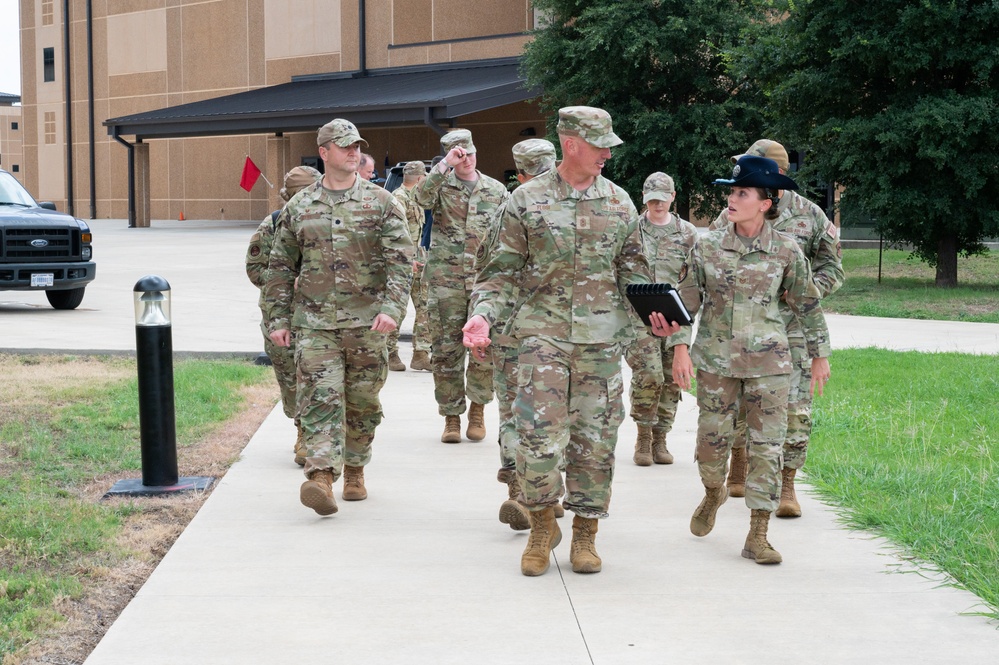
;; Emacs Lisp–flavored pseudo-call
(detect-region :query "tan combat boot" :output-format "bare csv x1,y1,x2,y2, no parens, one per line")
342,464,367,501
690,485,728,537
633,425,653,466
300,469,337,516
775,466,801,518
726,446,748,498
570,515,602,574
742,509,782,564
521,506,562,576
651,428,674,464
498,471,530,531
553,503,565,518
388,351,406,372
410,350,432,371
466,402,487,441
293,422,306,467
441,415,462,443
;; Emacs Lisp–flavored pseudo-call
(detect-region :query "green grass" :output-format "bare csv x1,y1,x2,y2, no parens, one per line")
0,356,272,658
808,348,999,617
823,249,999,322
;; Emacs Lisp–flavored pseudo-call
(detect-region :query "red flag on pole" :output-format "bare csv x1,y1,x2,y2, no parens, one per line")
239,157,262,192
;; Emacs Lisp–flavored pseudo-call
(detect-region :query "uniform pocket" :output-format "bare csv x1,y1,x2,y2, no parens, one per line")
513,363,536,431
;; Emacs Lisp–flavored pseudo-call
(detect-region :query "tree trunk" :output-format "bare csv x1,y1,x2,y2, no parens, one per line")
935,234,958,287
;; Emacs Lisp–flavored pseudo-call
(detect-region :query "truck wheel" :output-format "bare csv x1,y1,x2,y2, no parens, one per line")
46,287,86,310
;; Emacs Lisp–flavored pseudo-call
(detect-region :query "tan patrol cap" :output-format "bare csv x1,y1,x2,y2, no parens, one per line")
512,139,556,176
642,172,675,203
317,118,368,148
403,160,427,176
556,106,623,148
440,129,477,154
280,165,322,202
731,139,789,172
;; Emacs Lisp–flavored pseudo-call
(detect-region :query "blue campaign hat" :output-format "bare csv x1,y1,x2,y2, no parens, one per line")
713,155,798,191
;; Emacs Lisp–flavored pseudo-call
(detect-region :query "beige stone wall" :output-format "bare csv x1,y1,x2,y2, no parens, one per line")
0,106,25,185
20,0,539,222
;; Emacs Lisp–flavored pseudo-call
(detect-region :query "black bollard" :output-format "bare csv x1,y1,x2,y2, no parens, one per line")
133,275,179,486
104,275,213,498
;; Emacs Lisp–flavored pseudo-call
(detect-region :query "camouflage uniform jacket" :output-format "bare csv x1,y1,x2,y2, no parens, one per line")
264,177,414,332
471,169,652,345
392,185,426,249
711,190,843,338
414,168,509,291
473,199,517,345
246,211,280,310
678,221,831,378
637,211,699,349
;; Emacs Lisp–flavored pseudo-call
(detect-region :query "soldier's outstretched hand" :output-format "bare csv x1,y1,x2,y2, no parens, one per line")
462,315,491,361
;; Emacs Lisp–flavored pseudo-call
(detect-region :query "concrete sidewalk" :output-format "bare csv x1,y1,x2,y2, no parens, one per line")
1,220,996,663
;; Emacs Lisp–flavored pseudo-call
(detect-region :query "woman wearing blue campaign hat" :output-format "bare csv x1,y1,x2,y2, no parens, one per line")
654,153,832,565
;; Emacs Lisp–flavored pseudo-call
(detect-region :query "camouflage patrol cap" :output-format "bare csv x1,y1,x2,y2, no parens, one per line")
280,165,322,202
317,118,368,148
440,129,477,154
556,106,623,148
403,160,427,176
512,139,556,176
731,139,789,172
642,172,675,203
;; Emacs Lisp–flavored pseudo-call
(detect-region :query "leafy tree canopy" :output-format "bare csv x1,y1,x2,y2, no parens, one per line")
523,0,766,218
735,0,999,285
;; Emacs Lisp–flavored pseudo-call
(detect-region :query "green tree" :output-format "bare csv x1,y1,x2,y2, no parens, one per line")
738,0,999,286
523,0,766,218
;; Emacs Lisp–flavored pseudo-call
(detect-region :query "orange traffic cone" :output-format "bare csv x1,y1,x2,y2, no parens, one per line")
178,211,185,221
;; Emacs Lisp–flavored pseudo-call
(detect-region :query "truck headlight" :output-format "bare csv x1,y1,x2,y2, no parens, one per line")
82,247,92,260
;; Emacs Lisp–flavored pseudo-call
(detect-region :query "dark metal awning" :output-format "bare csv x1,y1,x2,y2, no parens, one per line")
103,57,538,140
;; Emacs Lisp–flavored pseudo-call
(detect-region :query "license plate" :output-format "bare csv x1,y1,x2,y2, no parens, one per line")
31,273,54,287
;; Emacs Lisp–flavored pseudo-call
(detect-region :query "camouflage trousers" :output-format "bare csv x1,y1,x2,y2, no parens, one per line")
386,270,431,355
426,286,493,415
260,320,296,421
695,370,790,512
730,337,813,469
514,337,624,519
492,336,519,473
295,327,388,480
625,334,682,431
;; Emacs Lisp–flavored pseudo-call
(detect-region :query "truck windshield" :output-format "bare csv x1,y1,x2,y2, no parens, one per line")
0,172,39,207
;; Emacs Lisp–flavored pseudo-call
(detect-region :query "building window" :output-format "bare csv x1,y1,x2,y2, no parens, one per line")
44,112,56,144
43,47,55,82
42,0,54,26
11,122,17,130
12,165,19,173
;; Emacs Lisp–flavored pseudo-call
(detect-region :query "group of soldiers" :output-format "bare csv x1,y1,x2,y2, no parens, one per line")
245,105,842,576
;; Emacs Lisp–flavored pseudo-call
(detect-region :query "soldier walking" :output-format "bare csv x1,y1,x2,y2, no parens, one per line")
245,165,321,466
712,140,844,516
387,161,433,372
475,139,563,532
416,130,509,443
465,107,668,576
265,119,413,517
625,172,699,468
671,155,831,564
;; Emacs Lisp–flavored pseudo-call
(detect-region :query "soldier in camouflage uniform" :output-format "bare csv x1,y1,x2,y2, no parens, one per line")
245,165,321,466
265,119,414,517
465,107,664,577
415,129,509,444
669,155,831,564
475,139,562,532
625,172,699,468
386,161,433,372
712,140,844,517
